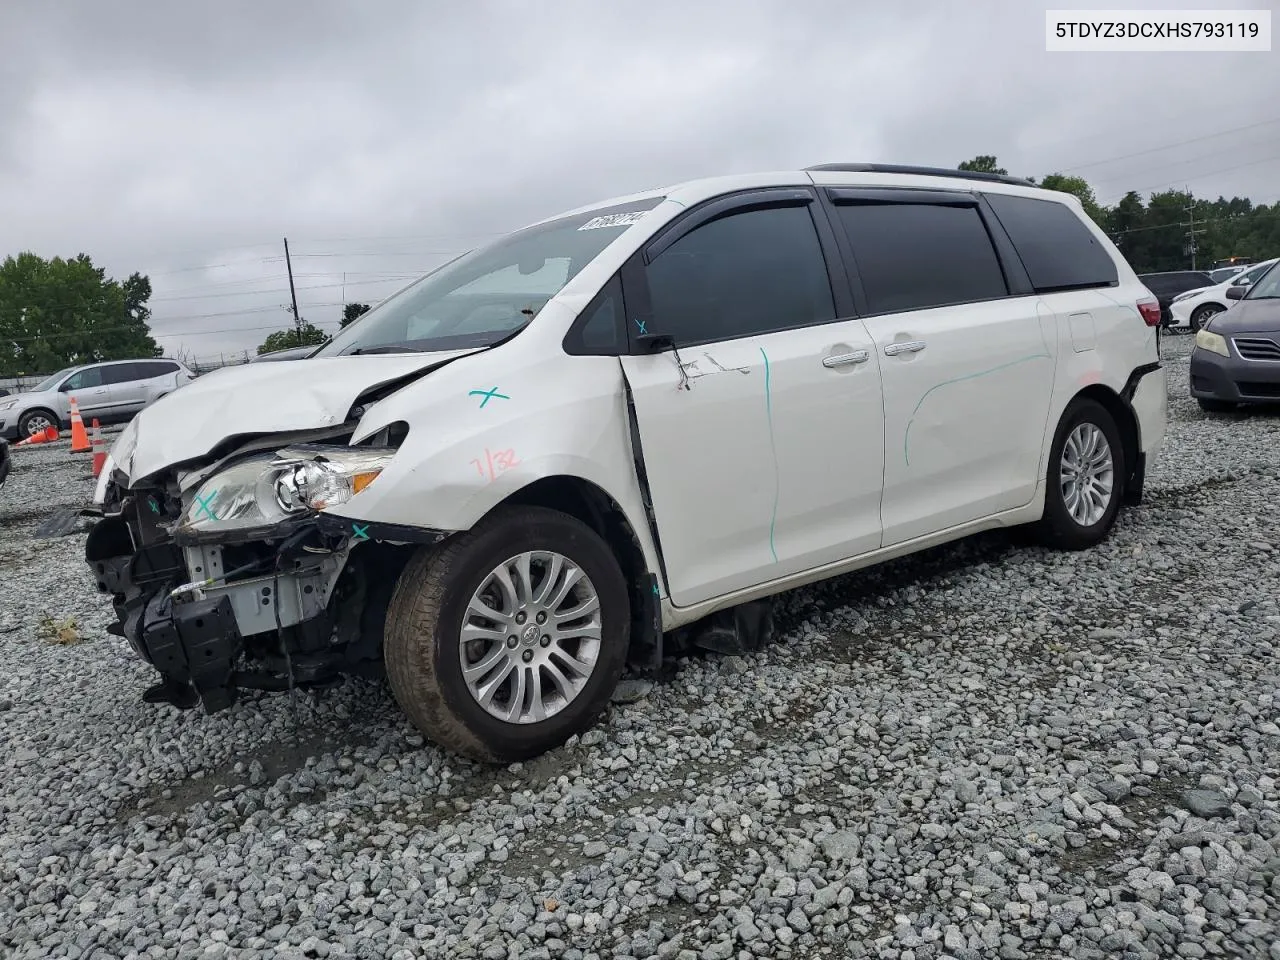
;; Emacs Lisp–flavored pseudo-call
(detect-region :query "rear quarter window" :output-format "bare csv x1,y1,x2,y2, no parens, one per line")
985,193,1118,293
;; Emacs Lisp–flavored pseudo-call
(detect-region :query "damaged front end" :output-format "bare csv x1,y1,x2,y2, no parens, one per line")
85,439,448,713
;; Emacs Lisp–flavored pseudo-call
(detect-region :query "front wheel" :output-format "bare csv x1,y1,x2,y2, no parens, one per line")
1191,304,1222,332
1033,398,1125,551
383,505,631,763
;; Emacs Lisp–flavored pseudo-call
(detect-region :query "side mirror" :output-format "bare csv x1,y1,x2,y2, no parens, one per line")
1225,285,1246,300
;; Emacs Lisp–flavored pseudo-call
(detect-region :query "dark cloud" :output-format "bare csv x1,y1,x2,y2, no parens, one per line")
0,0,1275,362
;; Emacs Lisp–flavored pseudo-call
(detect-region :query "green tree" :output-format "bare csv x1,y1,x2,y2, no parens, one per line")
1038,173,1106,227
257,322,327,355
0,252,161,376
341,302,371,327
957,155,1008,175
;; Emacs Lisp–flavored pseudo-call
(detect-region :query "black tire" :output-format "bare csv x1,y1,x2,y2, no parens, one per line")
1033,398,1125,551
1191,304,1222,332
16,408,59,438
383,505,631,763
1197,397,1236,414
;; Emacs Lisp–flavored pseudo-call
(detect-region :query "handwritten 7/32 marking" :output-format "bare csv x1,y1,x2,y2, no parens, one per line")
468,387,510,408
471,448,520,483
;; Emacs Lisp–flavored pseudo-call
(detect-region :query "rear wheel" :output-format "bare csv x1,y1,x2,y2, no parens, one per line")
383,505,630,763
1034,398,1124,550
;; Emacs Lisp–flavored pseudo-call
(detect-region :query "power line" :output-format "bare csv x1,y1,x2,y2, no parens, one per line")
1097,153,1280,206
149,275,415,303
1058,117,1280,174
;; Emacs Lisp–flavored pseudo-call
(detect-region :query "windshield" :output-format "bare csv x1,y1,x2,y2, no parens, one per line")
314,197,665,357
1209,267,1240,283
1244,262,1280,299
29,367,78,393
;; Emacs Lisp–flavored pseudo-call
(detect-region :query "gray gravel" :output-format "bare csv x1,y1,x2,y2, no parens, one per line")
2,335,1279,959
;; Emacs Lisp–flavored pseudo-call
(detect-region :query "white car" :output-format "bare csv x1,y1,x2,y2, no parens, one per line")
1169,257,1279,331
84,163,1167,762
0,358,194,440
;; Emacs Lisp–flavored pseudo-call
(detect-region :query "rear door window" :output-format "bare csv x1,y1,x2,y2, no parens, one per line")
61,367,104,391
833,201,1009,314
984,193,1118,293
99,363,141,385
644,204,836,344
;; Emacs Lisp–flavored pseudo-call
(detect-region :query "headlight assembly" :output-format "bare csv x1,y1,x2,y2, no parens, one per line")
176,445,395,536
1194,328,1230,357
0,398,18,411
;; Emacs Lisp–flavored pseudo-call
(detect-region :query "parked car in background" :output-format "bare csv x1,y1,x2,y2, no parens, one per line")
249,344,321,363
1138,270,1215,327
1209,266,1248,284
0,358,194,440
1168,258,1279,332
1191,260,1280,412
85,162,1167,763
1213,256,1255,271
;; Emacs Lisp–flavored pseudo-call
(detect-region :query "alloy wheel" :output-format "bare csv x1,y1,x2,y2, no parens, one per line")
460,551,602,724
1060,422,1114,527
24,414,53,436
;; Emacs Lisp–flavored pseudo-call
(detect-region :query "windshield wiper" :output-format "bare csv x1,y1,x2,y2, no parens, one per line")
485,320,532,351
348,344,427,355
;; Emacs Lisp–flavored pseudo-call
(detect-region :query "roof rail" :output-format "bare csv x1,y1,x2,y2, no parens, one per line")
804,162,1035,188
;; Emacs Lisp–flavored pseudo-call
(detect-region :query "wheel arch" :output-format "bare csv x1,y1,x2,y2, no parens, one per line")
484,474,662,671
1069,384,1142,503
17,406,61,433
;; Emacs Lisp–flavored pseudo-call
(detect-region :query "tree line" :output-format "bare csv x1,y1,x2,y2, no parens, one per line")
4,162,1276,376
958,155,1278,273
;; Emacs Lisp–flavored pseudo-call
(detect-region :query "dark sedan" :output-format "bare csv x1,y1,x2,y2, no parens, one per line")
1139,270,1215,328
1190,261,1280,412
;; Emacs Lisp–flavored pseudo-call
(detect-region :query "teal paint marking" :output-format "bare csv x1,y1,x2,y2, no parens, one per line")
351,523,370,542
903,353,1051,466
760,347,779,563
193,490,219,521
652,583,660,596
469,387,510,408
147,496,160,514
634,318,647,335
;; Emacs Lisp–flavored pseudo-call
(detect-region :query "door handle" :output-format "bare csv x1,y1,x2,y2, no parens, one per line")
884,340,927,357
822,350,869,368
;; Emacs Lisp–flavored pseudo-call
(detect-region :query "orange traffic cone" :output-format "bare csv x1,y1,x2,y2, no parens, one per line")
90,419,108,477
68,397,90,453
13,425,59,447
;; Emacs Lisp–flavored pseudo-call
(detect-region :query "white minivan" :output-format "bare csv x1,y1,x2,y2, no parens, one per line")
85,164,1167,762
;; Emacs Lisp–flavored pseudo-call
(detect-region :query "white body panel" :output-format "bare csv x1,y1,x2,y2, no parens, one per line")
108,168,1167,635
865,296,1056,546
619,319,884,607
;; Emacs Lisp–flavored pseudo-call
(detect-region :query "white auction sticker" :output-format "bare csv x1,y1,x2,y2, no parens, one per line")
578,211,650,231
1046,9,1271,51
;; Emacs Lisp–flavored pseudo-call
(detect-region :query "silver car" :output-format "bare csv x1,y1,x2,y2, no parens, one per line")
0,358,194,440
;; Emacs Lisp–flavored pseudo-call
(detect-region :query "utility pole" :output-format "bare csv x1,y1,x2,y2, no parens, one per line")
1184,192,1206,271
283,237,303,346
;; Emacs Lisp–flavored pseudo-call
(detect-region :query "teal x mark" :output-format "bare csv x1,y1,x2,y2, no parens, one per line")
193,490,219,521
468,387,510,408
351,523,370,542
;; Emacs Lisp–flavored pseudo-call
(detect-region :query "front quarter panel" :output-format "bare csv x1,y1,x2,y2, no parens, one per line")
326,317,660,573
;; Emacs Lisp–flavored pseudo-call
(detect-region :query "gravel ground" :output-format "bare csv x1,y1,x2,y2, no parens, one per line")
2,335,1279,960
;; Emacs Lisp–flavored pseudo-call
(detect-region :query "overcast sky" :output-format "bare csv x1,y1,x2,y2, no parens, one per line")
1,0,1276,364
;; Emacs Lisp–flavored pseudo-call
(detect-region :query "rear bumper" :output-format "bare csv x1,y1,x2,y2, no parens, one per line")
1189,347,1280,403
1125,361,1167,469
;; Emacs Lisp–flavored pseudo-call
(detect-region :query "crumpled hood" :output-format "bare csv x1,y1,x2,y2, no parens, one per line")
111,349,480,484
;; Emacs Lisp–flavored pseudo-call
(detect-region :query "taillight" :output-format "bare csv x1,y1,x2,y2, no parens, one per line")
1137,297,1161,327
